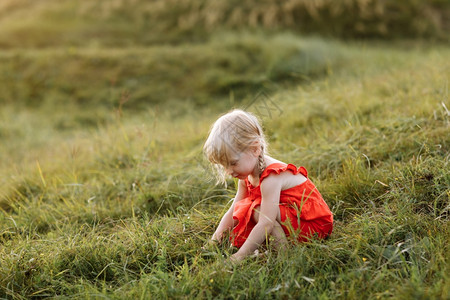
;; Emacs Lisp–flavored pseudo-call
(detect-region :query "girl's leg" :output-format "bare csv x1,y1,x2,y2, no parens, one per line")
271,219,288,248
252,206,288,247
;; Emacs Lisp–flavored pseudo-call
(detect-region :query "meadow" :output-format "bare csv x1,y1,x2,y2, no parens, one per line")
0,0,449,299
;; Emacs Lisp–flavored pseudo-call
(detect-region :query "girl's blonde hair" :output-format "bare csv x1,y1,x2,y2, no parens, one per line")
203,109,268,184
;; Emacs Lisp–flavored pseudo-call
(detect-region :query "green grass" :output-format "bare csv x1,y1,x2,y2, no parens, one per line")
0,0,448,48
0,33,344,109
0,1,449,299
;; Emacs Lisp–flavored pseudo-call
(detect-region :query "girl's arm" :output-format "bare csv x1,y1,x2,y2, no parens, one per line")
211,179,247,242
231,175,282,260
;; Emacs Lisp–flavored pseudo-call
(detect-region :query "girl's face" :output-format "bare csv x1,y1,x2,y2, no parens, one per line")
224,147,260,180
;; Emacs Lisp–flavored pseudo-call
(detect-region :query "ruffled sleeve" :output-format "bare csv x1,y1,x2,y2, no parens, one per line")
259,163,308,184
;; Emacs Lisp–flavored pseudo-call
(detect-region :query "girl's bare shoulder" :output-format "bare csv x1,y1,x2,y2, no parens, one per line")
262,157,307,191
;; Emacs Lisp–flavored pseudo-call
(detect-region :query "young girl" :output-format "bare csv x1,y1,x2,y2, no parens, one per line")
203,109,333,261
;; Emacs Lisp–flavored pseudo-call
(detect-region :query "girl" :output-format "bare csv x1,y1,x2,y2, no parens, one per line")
203,109,333,261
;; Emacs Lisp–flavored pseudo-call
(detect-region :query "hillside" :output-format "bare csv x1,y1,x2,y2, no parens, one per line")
0,1,449,299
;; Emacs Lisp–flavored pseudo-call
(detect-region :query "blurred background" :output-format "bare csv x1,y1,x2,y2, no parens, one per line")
0,0,448,110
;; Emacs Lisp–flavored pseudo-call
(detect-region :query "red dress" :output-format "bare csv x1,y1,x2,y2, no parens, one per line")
231,163,333,248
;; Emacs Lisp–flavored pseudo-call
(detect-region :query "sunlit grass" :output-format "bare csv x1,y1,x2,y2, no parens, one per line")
0,0,447,49
0,26,449,300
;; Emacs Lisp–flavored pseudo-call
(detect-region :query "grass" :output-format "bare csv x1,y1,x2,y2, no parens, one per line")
0,33,345,109
0,1,449,299
0,0,448,48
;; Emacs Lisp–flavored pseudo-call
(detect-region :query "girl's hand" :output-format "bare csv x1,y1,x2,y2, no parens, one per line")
201,239,218,251
229,249,266,263
229,252,245,263
211,231,223,243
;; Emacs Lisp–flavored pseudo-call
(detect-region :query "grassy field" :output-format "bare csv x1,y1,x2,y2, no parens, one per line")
1,1,449,299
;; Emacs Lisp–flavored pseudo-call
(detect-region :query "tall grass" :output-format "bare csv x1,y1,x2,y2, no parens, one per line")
0,0,448,49
1,35,449,298
0,1,449,298
0,34,344,109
